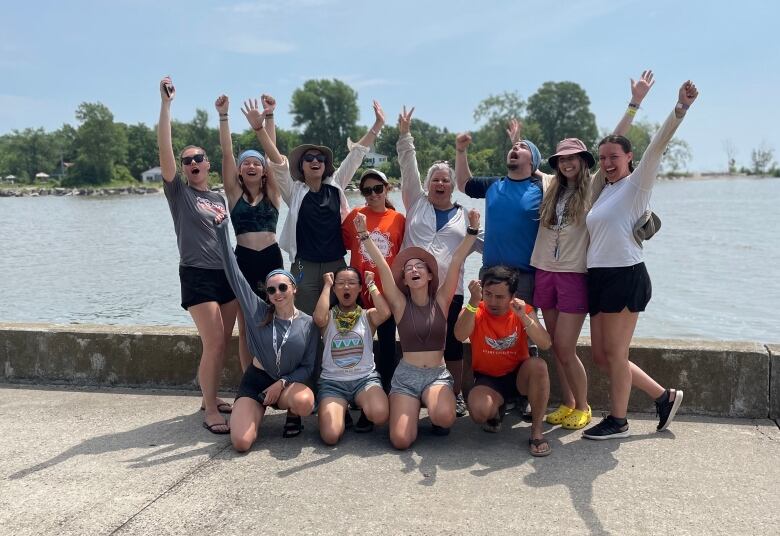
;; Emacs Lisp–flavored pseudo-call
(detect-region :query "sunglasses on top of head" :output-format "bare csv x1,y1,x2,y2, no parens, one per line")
266,283,291,295
360,184,385,196
181,153,206,166
302,154,327,163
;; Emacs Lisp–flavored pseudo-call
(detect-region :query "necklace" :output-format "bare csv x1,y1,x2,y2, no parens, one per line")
272,309,297,374
333,305,362,333
408,298,434,347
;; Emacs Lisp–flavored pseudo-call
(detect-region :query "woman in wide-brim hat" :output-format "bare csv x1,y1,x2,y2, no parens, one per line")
354,208,481,450
529,70,657,433
241,100,386,316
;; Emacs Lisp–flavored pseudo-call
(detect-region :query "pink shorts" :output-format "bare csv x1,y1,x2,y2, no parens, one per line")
533,269,588,314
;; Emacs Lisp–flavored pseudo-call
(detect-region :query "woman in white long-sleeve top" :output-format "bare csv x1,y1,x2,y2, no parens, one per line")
582,81,699,440
395,106,471,417
242,100,386,315
213,215,319,451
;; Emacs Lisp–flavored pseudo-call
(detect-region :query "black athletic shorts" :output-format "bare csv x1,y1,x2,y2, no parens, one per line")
473,370,526,402
179,265,236,310
236,363,278,402
235,243,284,299
587,262,652,316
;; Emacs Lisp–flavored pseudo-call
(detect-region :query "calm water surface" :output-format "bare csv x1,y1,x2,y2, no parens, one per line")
2,177,778,343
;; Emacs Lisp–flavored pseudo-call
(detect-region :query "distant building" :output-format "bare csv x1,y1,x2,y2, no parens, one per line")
363,151,387,167
141,166,163,182
2,175,16,184
34,172,50,182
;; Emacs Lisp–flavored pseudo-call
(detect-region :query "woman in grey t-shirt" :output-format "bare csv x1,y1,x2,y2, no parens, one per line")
157,76,238,435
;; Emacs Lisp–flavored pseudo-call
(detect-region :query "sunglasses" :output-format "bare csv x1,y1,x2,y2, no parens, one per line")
302,154,327,163
181,153,206,166
360,184,385,196
266,283,291,295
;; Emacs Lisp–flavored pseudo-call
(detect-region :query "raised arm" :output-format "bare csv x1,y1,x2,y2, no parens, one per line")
261,94,277,147
396,106,423,209
353,212,405,309
242,99,291,204
632,80,699,191
364,270,391,330
332,100,385,189
506,118,522,144
215,94,241,203
313,272,334,329
613,69,655,137
437,209,479,311
157,76,177,182
512,299,551,351
455,132,473,193
215,216,267,320
453,279,481,342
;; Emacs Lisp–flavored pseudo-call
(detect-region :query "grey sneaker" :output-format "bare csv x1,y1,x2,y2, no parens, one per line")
582,415,630,440
455,392,468,418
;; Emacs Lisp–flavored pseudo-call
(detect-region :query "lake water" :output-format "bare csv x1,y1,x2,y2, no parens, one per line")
2,177,778,343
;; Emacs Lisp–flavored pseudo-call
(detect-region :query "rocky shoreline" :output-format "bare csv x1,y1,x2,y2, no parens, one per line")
0,186,163,197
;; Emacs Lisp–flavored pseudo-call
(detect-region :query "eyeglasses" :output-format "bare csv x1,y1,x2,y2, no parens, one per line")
302,154,327,163
334,279,360,287
266,283,290,295
360,184,385,196
432,160,450,166
181,154,206,166
404,263,427,273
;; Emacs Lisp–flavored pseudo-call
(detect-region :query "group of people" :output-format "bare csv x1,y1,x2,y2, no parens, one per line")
156,69,698,457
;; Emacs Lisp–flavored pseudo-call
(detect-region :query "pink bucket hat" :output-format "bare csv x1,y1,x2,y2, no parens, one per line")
548,138,596,169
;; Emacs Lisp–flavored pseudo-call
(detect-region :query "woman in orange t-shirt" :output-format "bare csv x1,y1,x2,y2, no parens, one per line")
342,169,406,392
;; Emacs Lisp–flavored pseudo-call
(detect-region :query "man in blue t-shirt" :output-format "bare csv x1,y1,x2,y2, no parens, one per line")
454,132,543,303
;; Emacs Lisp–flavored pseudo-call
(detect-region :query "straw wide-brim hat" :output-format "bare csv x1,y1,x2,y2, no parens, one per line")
288,144,336,182
391,247,439,296
548,138,596,169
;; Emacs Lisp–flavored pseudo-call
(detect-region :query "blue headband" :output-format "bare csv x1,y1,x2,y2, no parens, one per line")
523,140,542,172
238,150,266,169
266,269,296,286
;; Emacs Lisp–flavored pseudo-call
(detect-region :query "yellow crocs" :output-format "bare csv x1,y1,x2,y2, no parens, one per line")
561,405,592,430
546,404,574,425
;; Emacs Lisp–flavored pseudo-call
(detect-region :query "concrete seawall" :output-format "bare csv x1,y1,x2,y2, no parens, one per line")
1,322,777,419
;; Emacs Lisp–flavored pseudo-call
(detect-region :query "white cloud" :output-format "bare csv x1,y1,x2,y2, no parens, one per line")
218,0,337,15
221,36,296,55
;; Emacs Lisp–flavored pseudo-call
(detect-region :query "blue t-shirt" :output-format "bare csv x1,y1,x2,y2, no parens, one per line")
465,176,542,272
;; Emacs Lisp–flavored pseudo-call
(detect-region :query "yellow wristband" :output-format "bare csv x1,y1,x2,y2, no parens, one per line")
464,303,478,313
626,107,637,117
368,283,379,294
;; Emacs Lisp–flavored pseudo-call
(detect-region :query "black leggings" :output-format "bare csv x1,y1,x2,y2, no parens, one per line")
375,316,399,393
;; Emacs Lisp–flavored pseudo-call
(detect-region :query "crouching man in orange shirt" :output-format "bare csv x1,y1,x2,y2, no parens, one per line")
454,265,553,457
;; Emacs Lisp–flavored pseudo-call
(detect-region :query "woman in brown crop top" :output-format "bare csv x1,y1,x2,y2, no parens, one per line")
355,209,480,450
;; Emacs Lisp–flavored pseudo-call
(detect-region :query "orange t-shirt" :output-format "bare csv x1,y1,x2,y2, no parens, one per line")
469,302,532,377
342,207,405,307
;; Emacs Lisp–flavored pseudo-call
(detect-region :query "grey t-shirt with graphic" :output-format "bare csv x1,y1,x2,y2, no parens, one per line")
164,175,227,269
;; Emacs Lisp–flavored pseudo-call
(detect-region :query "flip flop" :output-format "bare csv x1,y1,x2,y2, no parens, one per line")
200,401,233,414
529,437,551,457
202,420,230,435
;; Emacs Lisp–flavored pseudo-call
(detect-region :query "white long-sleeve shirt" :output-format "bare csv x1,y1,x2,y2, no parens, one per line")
586,110,684,268
269,140,370,263
397,133,468,295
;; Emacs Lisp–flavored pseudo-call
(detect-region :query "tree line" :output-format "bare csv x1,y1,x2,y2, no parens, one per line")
0,78,705,187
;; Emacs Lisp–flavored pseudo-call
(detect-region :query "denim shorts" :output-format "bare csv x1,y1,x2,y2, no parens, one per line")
389,360,454,399
317,370,383,405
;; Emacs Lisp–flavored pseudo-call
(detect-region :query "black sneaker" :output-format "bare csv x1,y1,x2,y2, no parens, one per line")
656,389,684,431
455,393,468,418
582,415,630,440
482,405,504,433
431,424,451,436
354,410,373,433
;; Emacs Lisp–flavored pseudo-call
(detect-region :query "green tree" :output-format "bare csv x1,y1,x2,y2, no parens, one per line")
67,102,127,185
750,143,775,175
526,81,598,158
0,128,60,182
290,79,359,160
123,123,158,180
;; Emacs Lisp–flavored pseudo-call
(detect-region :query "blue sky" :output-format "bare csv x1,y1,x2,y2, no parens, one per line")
2,0,778,172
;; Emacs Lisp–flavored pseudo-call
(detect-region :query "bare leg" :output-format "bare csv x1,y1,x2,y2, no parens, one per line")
421,384,456,429
355,385,389,426
388,393,421,450
230,397,265,452
517,357,550,445
277,383,315,417
318,398,348,445
551,311,588,411
236,308,252,372
467,385,504,424
542,309,574,408
189,301,229,431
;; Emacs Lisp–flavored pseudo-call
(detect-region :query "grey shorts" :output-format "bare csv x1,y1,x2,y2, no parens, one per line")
389,360,454,399
317,370,383,405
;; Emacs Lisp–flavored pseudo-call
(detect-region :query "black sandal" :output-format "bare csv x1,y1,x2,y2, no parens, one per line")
282,413,303,438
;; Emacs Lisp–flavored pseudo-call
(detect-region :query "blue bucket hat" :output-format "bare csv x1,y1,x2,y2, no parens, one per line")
238,149,266,169
523,139,541,172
